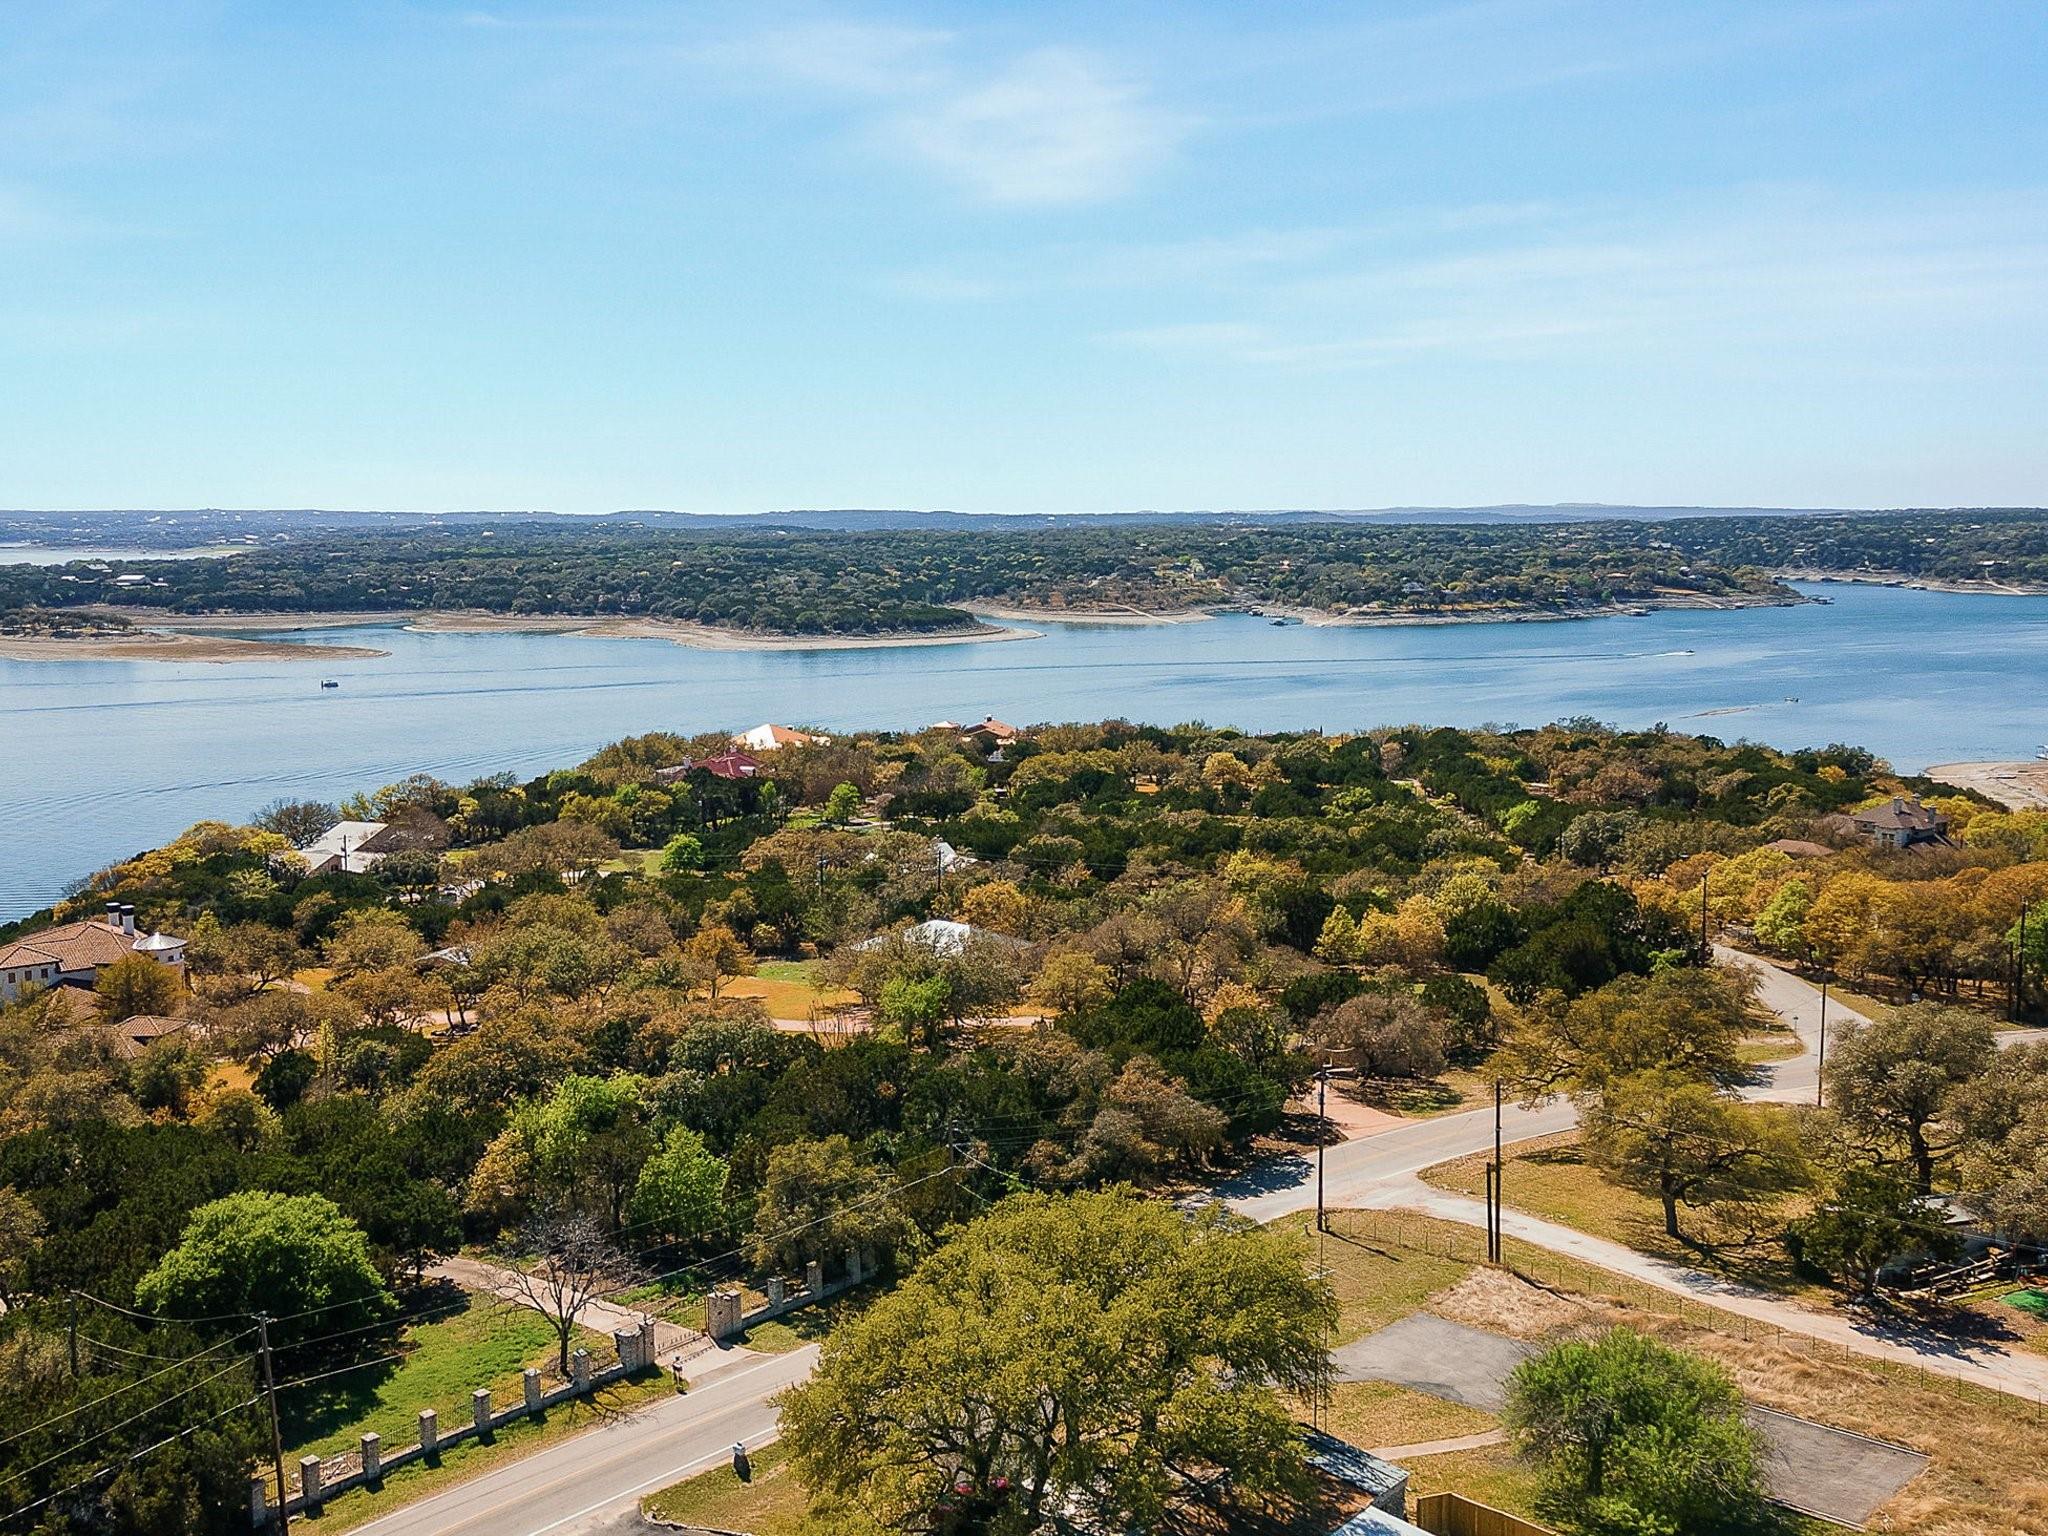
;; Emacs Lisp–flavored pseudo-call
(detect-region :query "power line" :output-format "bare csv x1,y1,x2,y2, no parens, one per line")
0,1330,253,1451
0,1393,262,1532
0,1354,255,1501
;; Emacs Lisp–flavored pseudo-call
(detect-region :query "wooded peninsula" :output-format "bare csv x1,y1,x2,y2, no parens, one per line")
5,508,2045,638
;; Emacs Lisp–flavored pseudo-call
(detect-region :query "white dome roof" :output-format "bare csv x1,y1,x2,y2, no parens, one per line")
132,931,185,953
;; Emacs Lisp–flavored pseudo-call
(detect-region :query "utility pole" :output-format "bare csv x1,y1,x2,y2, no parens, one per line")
1699,867,1711,964
1316,1067,1329,1234
257,1316,289,1533
67,1291,78,1379
1816,977,1829,1108
2017,904,2030,1023
1492,1078,1504,1263
1314,1056,1355,1235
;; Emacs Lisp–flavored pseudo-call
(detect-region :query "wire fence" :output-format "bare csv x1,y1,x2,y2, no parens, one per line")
1324,1207,2048,1429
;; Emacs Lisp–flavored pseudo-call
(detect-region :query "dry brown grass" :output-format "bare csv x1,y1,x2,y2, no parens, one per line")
1321,1380,1497,1451
1430,1253,2048,1535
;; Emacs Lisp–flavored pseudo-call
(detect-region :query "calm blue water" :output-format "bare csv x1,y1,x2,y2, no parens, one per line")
3,582,2044,919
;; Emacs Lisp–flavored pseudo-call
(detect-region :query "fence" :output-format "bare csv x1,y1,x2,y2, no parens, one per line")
1412,1492,1556,1536
1325,1208,2048,1427
250,1320,657,1528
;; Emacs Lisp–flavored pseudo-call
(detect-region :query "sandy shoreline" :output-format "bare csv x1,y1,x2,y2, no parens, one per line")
1782,569,2048,597
1247,590,1801,628
1924,761,2048,810
109,607,1041,654
0,630,386,664
967,602,1211,627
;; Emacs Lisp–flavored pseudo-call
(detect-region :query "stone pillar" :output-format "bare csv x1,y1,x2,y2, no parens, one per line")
765,1275,786,1308
418,1408,438,1457
360,1432,382,1485
250,1475,268,1530
523,1367,543,1415
639,1317,657,1370
804,1259,824,1295
298,1455,323,1511
472,1388,493,1434
612,1327,637,1374
572,1347,592,1394
705,1288,743,1341
847,1249,864,1284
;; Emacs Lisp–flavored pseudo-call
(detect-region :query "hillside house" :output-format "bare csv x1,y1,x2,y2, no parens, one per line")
732,723,827,752
1830,795,1952,851
300,819,393,876
0,903,188,1003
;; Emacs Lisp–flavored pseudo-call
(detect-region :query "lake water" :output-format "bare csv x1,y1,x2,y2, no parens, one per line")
3,581,2045,919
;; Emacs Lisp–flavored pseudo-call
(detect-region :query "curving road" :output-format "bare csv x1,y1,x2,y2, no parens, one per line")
348,950,2039,1533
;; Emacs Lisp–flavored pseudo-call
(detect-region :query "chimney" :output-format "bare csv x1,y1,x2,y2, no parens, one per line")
119,903,136,936
106,900,121,929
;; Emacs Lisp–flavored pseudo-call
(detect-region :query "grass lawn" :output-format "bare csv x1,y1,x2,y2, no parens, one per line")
1268,1211,1476,1347
1739,1032,1805,1066
279,1294,606,1463
1421,1129,1821,1298
725,960,858,1020
642,1438,809,1535
1322,1380,1495,1450
294,1373,672,1535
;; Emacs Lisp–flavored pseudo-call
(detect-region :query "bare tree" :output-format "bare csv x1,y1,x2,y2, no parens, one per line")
499,1211,640,1375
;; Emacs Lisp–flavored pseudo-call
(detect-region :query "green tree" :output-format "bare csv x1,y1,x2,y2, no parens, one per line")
1504,1326,1777,1535
1504,966,1753,1100
659,831,705,872
746,1135,914,1275
1823,1004,1995,1190
1579,1071,1808,1240
628,1125,730,1245
1788,1165,1957,1296
823,781,862,823
779,1189,1333,1536
135,1191,392,1343
93,953,184,1023
0,1184,44,1308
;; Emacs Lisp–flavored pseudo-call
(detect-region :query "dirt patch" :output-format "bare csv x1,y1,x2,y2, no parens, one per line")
1428,1267,1593,1341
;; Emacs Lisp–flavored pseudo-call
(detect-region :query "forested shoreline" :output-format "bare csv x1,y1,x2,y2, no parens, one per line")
4,509,2045,638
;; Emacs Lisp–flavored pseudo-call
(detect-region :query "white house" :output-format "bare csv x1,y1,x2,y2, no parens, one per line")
732,723,828,753
0,903,188,1003
299,820,391,876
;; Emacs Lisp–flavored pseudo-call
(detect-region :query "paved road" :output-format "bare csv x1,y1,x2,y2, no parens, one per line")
351,1346,816,1536
1222,946,1843,1224
1225,949,2048,1402
359,950,2037,1531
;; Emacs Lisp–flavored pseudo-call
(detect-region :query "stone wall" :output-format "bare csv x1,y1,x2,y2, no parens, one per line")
252,1320,657,1527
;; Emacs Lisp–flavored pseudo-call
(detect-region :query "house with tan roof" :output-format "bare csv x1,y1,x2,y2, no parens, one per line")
0,903,188,1003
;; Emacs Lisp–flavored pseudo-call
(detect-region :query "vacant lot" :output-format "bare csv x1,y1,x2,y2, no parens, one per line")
1422,1128,1819,1296
1322,1209,2048,1536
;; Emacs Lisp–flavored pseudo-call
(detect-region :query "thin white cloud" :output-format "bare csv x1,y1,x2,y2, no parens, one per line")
879,47,1186,205
706,24,1188,206
1088,186,2048,372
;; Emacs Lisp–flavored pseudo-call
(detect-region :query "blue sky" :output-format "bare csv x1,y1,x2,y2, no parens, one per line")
2,0,2044,513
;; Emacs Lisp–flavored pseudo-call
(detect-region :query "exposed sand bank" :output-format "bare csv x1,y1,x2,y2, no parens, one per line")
1782,570,2048,596
1252,590,1801,628
967,602,1214,626
0,630,386,664
1924,761,2048,810
124,607,1040,652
